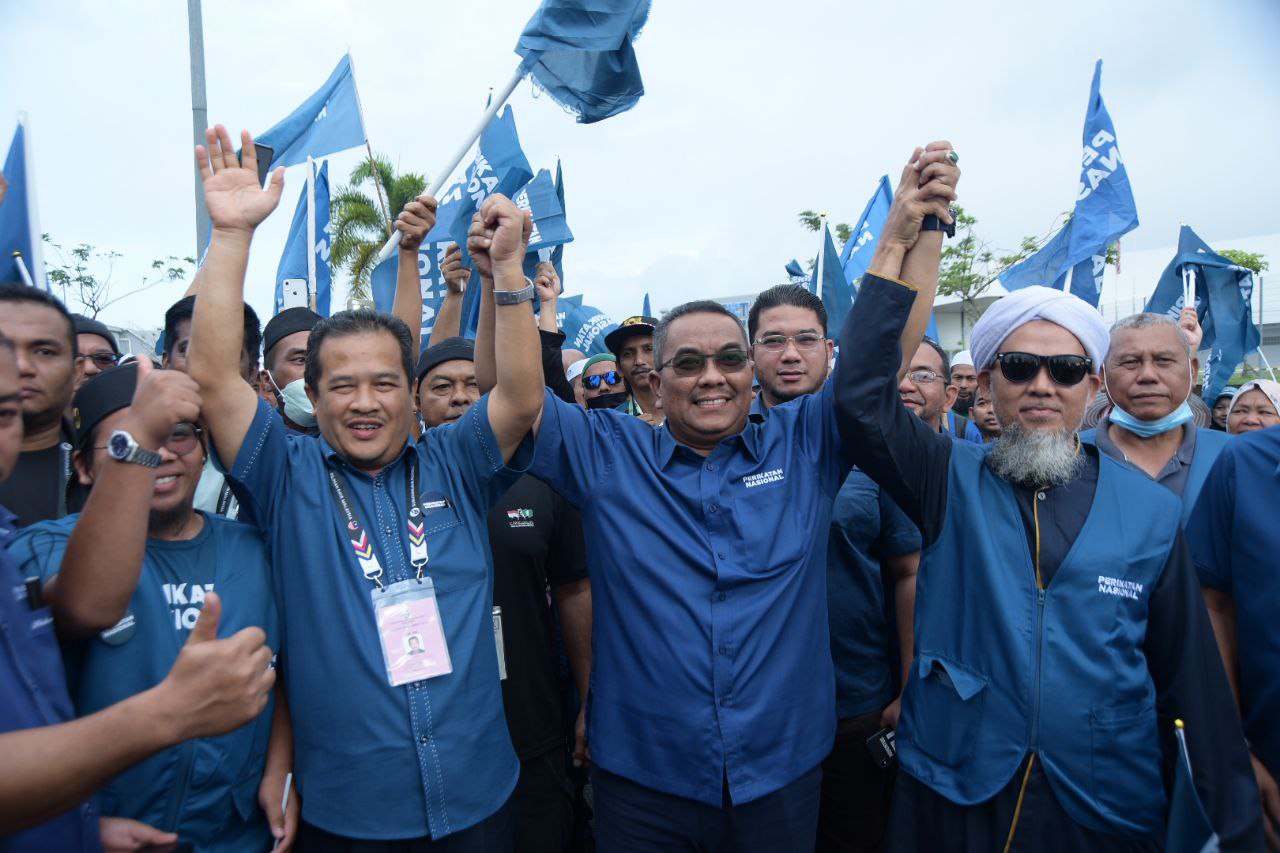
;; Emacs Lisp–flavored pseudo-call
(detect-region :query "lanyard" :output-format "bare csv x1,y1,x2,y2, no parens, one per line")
327,458,429,590
215,481,235,517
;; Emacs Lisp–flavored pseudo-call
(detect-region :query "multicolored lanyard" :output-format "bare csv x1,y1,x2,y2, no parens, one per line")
327,459,430,590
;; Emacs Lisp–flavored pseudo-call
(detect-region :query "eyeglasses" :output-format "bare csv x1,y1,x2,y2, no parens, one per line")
753,333,826,352
94,423,204,457
583,371,623,390
658,349,751,378
904,369,943,385
995,352,1092,386
83,352,119,369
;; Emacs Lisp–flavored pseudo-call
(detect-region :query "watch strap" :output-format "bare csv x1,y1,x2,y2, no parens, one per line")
493,277,537,306
921,210,957,238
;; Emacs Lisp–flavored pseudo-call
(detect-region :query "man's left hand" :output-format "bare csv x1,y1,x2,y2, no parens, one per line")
396,194,438,254
258,767,299,852
877,142,960,257
880,696,903,729
100,816,178,852
1179,306,1204,353
533,261,560,304
572,705,591,768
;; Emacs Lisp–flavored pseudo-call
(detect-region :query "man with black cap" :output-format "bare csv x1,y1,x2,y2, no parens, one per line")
259,305,323,433
605,314,661,422
71,314,120,389
10,358,284,850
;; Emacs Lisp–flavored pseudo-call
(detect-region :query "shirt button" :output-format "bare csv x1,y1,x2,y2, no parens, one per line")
718,645,728,655
1036,491,1046,501
375,481,383,489
709,504,719,513
419,735,428,744
706,463,716,471
719,696,730,707
385,526,395,535
717,552,727,560
717,592,727,601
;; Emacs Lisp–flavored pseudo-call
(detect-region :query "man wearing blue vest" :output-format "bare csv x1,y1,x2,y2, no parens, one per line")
836,223,1262,847
1188,427,1280,849
1082,310,1227,520
11,359,280,851
186,126,544,849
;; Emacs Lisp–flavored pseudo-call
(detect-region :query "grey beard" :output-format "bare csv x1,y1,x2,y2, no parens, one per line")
985,423,1081,488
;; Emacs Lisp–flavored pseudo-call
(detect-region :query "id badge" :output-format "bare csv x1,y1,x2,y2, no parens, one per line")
372,578,452,686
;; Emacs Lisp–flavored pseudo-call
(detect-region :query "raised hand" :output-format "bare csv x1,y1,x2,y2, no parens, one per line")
533,260,560,305
396,194,439,254
878,142,960,256
1178,306,1204,353
118,357,201,451
441,243,470,294
465,212,495,283
195,125,285,234
477,194,532,276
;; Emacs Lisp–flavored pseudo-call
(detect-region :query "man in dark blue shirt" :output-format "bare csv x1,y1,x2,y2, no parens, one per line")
186,127,544,849
473,143,958,850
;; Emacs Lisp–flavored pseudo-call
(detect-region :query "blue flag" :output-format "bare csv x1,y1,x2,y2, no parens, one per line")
642,293,652,317
560,295,617,356
1146,225,1260,402
813,225,855,336
0,120,46,288
256,54,367,170
415,242,455,342
1165,723,1219,853
274,160,332,315
370,252,399,316
549,160,567,283
1000,60,1138,306
840,175,893,290
515,0,649,123
516,168,575,282
926,312,940,343
784,259,805,281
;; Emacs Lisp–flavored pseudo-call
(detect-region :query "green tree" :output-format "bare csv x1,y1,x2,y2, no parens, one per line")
797,211,852,271
330,155,426,301
43,236,194,318
1218,249,1269,274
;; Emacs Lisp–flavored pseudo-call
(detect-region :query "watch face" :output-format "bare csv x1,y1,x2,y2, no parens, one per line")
109,432,131,459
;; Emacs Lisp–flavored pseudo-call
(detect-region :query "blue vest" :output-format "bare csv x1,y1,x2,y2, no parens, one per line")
1079,426,1230,525
898,442,1181,839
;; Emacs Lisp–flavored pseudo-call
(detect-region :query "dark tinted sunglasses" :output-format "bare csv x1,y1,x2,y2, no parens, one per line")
84,352,120,369
658,349,751,378
583,371,623,390
995,352,1092,386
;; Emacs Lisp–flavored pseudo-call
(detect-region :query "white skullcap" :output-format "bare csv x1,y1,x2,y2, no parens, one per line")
952,350,974,369
565,358,588,383
970,286,1109,374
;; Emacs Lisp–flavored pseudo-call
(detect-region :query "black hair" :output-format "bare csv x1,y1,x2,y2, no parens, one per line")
917,336,952,384
747,284,828,341
653,300,749,366
0,282,77,357
0,329,14,356
163,295,263,363
305,309,414,391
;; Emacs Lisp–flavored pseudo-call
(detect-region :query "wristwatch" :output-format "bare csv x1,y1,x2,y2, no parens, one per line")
922,208,957,238
106,430,163,468
493,277,537,306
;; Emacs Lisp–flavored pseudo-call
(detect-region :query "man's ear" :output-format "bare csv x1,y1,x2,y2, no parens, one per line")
305,383,318,409
647,369,662,405
72,448,94,486
977,369,992,396
945,384,959,411
1190,356,1200,388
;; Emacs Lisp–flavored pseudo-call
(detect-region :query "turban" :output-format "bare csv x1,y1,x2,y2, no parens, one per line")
969,286,1109,374
565,358,589,383
952,350,974,369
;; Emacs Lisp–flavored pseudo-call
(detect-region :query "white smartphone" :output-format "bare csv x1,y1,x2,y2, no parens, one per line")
281,279,309,310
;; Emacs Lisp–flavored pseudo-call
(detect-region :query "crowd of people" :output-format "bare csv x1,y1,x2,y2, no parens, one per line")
0,126,1276,853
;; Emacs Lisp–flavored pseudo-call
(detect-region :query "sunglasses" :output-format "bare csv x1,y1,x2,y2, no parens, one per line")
995,352,1092,386
83,352,120,369
658,349,751,378
583,371,623,390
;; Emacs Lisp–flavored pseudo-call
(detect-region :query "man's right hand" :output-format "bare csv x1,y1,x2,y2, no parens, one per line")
195,125,284,234
1253,753,1280,850
154,592,275,742
117,357,201,451
876,142,960,258
441,243,471,294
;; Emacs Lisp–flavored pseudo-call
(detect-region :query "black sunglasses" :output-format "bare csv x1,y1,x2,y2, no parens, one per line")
995,352,1092,386
583,371,623,390
84,352,120,368
658,349,751,378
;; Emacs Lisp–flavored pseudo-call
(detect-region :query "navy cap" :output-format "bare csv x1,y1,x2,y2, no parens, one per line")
415,337,475,383
263,307,323,359
71,362,139,449
71,314,119,355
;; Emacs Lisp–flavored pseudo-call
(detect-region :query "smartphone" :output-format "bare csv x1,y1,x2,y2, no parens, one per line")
281,279,309,310
254,143,274,187
865,726,897,769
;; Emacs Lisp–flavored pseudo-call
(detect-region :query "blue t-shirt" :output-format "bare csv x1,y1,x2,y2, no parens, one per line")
826,471,921,718
10,512,277,852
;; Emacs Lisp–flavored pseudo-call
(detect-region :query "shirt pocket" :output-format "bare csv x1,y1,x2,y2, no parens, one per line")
732,483,805,574
901,652,989,768
417,492,484,593
1089,701,1164,829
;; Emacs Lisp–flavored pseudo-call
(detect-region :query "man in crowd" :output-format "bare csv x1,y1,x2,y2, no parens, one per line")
1189,422,1280,850
968,388,1001,443
950,349,977,418
605,315,660,419
11,359,283,850
565,356,588,406
1083,312,1227,521
837,200,1262,850
187,126,543,848
580,353,628,407
469,143,956,849
899,336,969,440
0,283,80,527
414,332,593,853
0,331,276,852
746,282,922,852
1210,387,1236,431
259,305,322,433
72,314,120,388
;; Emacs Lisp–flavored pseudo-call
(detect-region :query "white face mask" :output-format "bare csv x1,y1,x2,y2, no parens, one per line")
270,373,317,428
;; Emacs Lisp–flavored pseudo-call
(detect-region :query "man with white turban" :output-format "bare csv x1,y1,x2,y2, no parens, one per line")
835,235,1262,851
949,348,979,420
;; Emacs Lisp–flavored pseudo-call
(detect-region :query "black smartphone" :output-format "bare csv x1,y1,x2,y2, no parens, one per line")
253,143,274,187
865,726,897,769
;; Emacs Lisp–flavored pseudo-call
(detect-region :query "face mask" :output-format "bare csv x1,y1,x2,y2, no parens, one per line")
1105,362,1193,438
586,391,630,410
272,375,317,428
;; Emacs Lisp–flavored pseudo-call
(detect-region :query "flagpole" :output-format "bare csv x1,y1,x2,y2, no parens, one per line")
306,156,317,308
815,214,827,295
18,114,46,288
187,0,211,258
11,253,34,289
346,53,392,238
375,67,525,263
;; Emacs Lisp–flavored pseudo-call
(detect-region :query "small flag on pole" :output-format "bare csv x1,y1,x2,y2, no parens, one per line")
274,159,332,315
812,223,855,334
0,117,46,289
256,55,367,169
840,175,894,290
1165,719,1220,853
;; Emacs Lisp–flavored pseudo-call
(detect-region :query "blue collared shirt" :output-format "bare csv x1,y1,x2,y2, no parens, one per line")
530,387,845,806
222,397,531,840
0,507,100,852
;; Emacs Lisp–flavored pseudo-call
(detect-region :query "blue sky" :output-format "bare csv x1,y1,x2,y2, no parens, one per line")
2,0,1278,330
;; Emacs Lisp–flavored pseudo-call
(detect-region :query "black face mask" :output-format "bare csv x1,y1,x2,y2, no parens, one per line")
586,391,631,410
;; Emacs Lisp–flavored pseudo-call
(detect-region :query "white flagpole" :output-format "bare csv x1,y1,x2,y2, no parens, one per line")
11,253,34,289
815,213,827,292
306,156,317,307
18,114,46,289
375,67,525,263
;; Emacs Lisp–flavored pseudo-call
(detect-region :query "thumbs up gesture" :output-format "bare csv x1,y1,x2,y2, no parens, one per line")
155,592,275,740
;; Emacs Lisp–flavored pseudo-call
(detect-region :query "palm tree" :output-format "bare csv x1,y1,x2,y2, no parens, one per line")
330,155,426,300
